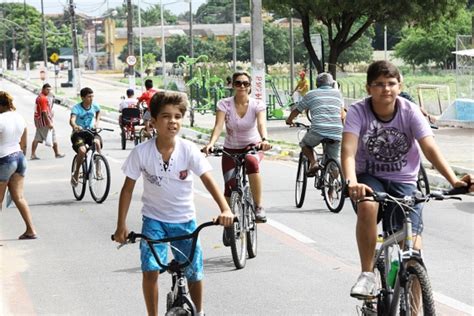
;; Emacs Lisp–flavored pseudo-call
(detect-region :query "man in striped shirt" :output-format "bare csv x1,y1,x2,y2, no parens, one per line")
31,83,65,160
286,72,345,177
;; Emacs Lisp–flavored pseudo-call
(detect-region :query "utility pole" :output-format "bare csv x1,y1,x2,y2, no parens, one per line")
23,0,30,80
232,0,236,72
69,0,81,93
126,0,135,89
250,0,265,104
40,0,48,68
189,1,193,58
289,12,294,92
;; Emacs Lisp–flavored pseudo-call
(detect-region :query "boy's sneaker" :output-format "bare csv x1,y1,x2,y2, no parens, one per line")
350,272,377,299
255,206,267,223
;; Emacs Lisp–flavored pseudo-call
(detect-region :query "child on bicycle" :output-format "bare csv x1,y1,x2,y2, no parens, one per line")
113,91,234,316
118,88,139,128
69,87,101,187
341,60,471,300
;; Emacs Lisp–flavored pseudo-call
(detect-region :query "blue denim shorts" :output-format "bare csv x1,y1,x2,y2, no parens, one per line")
140,216,203,282
0,151,27,181
357,173,424,235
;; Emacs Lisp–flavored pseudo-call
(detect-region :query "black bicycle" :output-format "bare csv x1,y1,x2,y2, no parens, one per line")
112,221,219,316
71,128,113,203
292,122,346,212
207,146,258,269
356,187,468,316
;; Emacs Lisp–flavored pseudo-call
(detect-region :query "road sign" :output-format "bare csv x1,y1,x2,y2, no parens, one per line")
126,55,137,66
50,53,59,64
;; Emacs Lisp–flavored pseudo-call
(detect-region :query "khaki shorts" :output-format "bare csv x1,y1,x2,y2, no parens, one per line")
34,127,57,143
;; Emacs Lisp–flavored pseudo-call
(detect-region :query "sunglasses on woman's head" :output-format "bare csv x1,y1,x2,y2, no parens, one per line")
233,80,251,88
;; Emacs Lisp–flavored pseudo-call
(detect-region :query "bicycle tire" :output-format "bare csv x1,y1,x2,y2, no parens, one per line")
71,155,87,201
416,164,430,195
165,307,191,316
244,186,257,259
295,152,308,208
228,190,247,269
399,260,436,316
322,158,346,213
120,127,126,150
89,154,111,203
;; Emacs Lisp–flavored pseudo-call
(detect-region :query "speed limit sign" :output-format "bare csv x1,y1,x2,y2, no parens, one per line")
126,55,137,66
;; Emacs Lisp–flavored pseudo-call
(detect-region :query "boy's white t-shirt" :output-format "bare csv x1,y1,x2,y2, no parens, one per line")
122,137,212,223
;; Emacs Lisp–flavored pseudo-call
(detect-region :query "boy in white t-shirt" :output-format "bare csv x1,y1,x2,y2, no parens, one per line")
113,91,234,316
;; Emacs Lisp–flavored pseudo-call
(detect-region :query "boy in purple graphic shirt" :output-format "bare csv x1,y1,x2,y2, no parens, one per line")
341,60,471,300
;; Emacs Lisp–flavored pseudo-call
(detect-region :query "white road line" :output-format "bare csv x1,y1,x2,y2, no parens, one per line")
266,218,316,244
434,292,474,314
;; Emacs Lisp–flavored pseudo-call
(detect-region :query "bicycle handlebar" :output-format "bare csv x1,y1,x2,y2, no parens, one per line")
288,122,309,129
368,186,468,206
112,220,219,270
202,145,263,157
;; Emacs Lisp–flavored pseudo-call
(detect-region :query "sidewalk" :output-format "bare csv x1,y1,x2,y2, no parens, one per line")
3,69,473,187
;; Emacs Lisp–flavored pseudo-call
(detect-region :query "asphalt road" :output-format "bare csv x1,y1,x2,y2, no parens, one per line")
1,79,473,315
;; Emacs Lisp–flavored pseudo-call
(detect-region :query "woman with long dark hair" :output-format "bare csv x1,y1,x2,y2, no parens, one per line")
0,91,37,239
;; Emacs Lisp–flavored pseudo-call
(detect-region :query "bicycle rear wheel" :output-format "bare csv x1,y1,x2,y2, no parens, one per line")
166,294,196,316
228,190,247,269
71,155,87,201
89,154,111,203
399,260,436,316
322,158,345,213
295,152,308,208
244,186,257,259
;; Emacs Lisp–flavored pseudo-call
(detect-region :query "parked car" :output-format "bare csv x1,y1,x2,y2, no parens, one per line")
123,67,141,78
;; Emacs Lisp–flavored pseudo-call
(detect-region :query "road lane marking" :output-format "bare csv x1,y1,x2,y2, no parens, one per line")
266,218,316,244
433,292,473,314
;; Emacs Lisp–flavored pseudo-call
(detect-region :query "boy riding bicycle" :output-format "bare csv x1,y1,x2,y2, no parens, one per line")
113,91,234,316
341,60,472,299
69,87,102,187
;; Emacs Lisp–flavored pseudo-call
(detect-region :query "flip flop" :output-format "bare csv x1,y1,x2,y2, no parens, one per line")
55,153,66,158
30,156,40,160
70,176,78,187
19,233,38,240
306,165,321,177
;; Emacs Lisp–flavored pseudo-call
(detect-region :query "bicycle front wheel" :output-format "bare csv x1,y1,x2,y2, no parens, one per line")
89,154,111,203
228,190,247,269
71,155,87,201
399,260,436,316
416,164,430,196
244,186,257,259
295,152,308,208
322,158,345,213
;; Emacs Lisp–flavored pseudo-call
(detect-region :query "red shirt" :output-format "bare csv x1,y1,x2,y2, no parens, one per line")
137,88,158,109
34,93,53,128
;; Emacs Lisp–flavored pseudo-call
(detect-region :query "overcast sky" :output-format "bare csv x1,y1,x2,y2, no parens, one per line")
18,0,206,17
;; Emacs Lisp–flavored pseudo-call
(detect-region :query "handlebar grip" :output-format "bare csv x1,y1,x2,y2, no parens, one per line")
444,186,469,195
111,234,115,241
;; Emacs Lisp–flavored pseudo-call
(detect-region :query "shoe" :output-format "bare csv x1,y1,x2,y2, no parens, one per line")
350,272,377,299
306,164,321,177
255,206,267,223
30,156,40,160
55,153,66,158
70,175,78,187
222,228,231,247
19,233,38,240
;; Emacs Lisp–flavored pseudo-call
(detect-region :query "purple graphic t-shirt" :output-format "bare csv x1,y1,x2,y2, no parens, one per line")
344,96,433,184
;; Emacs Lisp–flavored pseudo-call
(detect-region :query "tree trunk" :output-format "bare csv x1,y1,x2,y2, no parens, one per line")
300,12,323,74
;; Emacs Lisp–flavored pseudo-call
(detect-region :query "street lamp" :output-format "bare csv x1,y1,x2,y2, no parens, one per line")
161,0,190,89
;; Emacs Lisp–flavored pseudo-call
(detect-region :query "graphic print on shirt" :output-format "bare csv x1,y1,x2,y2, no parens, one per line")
362,120,410,174
142,168,164,187
179,170,188,180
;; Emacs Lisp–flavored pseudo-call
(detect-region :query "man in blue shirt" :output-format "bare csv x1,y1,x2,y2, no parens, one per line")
286,72,345,176
69,87,101,186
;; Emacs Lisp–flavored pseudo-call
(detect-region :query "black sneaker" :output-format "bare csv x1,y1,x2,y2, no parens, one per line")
255,207,267,223
222,228,231,247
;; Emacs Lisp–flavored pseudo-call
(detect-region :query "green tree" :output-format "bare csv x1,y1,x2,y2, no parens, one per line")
264,0,466,78
118,38,160,63
110,4,176,28
394,8,472,70
337,23,374,72
193,0,250,24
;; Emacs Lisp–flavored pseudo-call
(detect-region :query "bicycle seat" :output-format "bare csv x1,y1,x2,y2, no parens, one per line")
321,138,338,144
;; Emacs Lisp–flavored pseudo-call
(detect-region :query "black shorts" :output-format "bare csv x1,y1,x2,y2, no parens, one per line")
71,130,103,152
